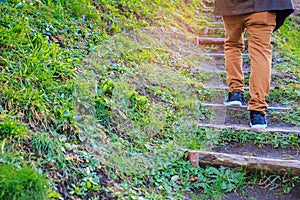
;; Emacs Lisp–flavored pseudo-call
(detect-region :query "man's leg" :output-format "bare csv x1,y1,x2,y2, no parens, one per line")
222,15,246,106
223,15,245,94
245,11,276,128
245,12,276,114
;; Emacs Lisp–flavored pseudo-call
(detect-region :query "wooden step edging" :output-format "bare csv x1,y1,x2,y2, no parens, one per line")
188,151,300,176
196,123,300,134
196,37,224,44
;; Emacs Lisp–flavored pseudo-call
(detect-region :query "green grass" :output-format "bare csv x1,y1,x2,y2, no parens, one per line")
272,18,300,125
0,115,28,139
0,0,211,198
122,160,247,200
0,164,48,200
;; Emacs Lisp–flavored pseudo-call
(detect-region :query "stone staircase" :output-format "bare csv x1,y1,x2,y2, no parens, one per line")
196,3,300,135
187,1,300,198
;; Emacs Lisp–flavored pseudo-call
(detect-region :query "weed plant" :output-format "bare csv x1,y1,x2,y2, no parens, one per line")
272,19,300,125
0,115,28,139
0,164,48,200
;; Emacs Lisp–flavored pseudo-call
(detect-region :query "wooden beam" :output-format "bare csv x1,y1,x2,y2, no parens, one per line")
196,37,224,44
189,151,300,175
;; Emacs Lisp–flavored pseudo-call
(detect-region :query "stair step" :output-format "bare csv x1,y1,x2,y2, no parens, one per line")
203,27,225,35
197,62,250,72
196,37,224,44
188,150,300,175
201,73,282,91
197,67,250,73
197,66,279,75
204,53,249,58
206,85,276,91
202,0,215,8
197,123,300,134
206,15,222,20
200,16,222,23
203,9,214,13
213,144,300,160
202,103,296,128
210,21,224,26
197,37,248,45
202,103,291,111
204,85,250,90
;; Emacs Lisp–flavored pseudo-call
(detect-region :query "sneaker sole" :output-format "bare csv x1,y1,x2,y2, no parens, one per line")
224,101,242,107
250,123,267,129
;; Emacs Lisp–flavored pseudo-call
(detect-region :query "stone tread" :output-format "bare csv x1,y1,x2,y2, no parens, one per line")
203,53,249,57
197,37,248,45
203,27,225,35
198,67,280,76
210,21,224,26
204,85,276,90
197,123,300,134
197,9,299,137
208,14,222,18
188,4,300,179
202,103,292,111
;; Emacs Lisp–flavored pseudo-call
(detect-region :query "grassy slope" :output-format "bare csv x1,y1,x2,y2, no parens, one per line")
0,0,299,199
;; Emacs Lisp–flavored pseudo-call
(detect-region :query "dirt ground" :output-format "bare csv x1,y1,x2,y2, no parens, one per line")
214,143,300,160
224,183,300,200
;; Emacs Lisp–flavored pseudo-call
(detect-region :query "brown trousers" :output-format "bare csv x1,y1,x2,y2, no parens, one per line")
223,12,276,114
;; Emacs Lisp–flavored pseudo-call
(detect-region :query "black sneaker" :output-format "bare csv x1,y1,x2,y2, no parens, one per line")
224,92,243,106
250,111,267,129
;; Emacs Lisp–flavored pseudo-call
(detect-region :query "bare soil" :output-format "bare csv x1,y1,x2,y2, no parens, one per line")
213,144,300,200
224,183,300,200
214,143,300,160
